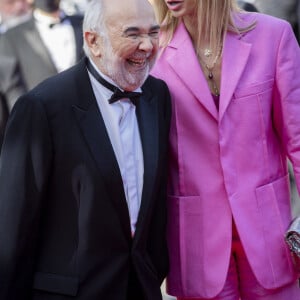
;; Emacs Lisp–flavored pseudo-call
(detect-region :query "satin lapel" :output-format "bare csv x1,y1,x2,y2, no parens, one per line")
133,86,158,243
23,19,57,72
167,22,218,120
219,32,251,121
72,60,132,242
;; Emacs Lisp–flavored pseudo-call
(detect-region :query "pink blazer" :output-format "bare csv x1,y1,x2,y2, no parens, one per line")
151,12,300,298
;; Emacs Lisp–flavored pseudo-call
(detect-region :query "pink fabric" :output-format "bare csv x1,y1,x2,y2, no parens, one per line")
151,12,300,299
177,232,300,300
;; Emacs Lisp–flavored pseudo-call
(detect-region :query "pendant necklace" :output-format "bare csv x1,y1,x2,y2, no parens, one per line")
199,47,222,96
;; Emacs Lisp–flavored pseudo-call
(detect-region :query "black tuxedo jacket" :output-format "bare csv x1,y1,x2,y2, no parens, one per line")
0,58,171,299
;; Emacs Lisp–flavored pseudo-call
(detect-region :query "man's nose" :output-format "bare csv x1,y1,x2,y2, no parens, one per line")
138,35,155,52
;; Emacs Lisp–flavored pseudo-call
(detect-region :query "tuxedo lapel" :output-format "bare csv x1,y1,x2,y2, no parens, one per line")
219,32,251,121
133,83,159,243
22,19,57,73
72,60,132,242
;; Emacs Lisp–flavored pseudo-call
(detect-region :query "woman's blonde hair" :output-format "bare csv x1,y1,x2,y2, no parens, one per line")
152,0,256,58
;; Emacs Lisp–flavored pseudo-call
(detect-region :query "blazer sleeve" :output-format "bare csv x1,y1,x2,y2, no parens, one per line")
272,21,300,194
0,94,52,299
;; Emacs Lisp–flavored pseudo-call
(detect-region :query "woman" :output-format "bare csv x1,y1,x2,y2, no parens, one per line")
151,0,300,299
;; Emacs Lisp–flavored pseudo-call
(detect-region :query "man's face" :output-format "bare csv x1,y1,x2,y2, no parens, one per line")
96,0,160,91
0,0,30,20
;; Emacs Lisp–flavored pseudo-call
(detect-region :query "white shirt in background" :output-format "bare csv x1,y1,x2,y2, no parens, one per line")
34,10,76,72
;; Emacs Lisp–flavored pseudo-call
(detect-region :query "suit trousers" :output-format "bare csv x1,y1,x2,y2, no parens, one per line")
178,222,300,300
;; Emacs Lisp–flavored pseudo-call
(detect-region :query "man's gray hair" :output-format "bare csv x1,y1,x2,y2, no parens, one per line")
82,0,107,57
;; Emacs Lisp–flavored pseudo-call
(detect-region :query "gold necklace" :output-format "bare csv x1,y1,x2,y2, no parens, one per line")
204,48,212,57
198,47,222,96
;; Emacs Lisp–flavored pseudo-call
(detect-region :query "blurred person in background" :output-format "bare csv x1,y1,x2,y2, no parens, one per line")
0,0,32,33
0,0,83,149
0,0,83,111
0,0,32,148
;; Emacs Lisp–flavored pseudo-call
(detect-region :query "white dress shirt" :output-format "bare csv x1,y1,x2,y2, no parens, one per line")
34,10,76,72
87,59,144,235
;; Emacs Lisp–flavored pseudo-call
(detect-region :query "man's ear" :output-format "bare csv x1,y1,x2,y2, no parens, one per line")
84,31,102,57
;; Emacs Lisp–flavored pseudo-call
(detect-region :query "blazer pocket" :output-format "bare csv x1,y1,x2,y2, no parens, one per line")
234,79,274,99
33,272,79,296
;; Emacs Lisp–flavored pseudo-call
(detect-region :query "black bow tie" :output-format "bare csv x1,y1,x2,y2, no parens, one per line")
86,59,142,105
48,16,67,28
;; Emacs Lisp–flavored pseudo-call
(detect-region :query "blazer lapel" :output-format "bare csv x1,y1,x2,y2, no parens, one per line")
72,60,132,242
166,22,218,120
219,31,252,121
133,84,159,243
166,22,252,121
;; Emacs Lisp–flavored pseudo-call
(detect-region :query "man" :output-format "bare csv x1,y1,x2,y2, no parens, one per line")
0,0,170,299
0,0,83,149
0,0,83,112
0,0,31,33
0,0,32,148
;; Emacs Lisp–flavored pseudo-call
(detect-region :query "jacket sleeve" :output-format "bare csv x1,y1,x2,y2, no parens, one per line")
272,21,300,195
0,94,52,299
0,34,27,111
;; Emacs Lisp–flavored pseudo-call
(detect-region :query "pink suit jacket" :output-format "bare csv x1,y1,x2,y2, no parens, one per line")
151,12,300,298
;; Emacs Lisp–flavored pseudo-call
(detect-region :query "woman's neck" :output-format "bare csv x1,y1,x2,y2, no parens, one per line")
183,15,198,45
183,15,211,50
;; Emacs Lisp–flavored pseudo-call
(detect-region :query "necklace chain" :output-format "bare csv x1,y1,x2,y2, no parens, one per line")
198,46,222,96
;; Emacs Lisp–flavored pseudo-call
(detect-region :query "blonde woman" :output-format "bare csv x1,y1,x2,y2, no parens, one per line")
151,0,300,299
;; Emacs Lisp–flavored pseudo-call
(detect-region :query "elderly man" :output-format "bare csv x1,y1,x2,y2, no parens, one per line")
0,0,171,299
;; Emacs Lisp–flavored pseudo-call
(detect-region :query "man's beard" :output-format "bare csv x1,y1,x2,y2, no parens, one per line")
99,40,151,91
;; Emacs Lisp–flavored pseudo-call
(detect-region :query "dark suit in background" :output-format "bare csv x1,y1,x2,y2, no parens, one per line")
0,0,170,298
0,14,83,111
0,5,83,150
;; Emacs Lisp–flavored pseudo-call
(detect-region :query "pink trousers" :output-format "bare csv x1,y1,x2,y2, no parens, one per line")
178,224,300,300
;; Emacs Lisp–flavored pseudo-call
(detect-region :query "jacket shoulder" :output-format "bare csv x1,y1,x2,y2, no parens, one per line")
144,75,169,91
2,18,33,37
